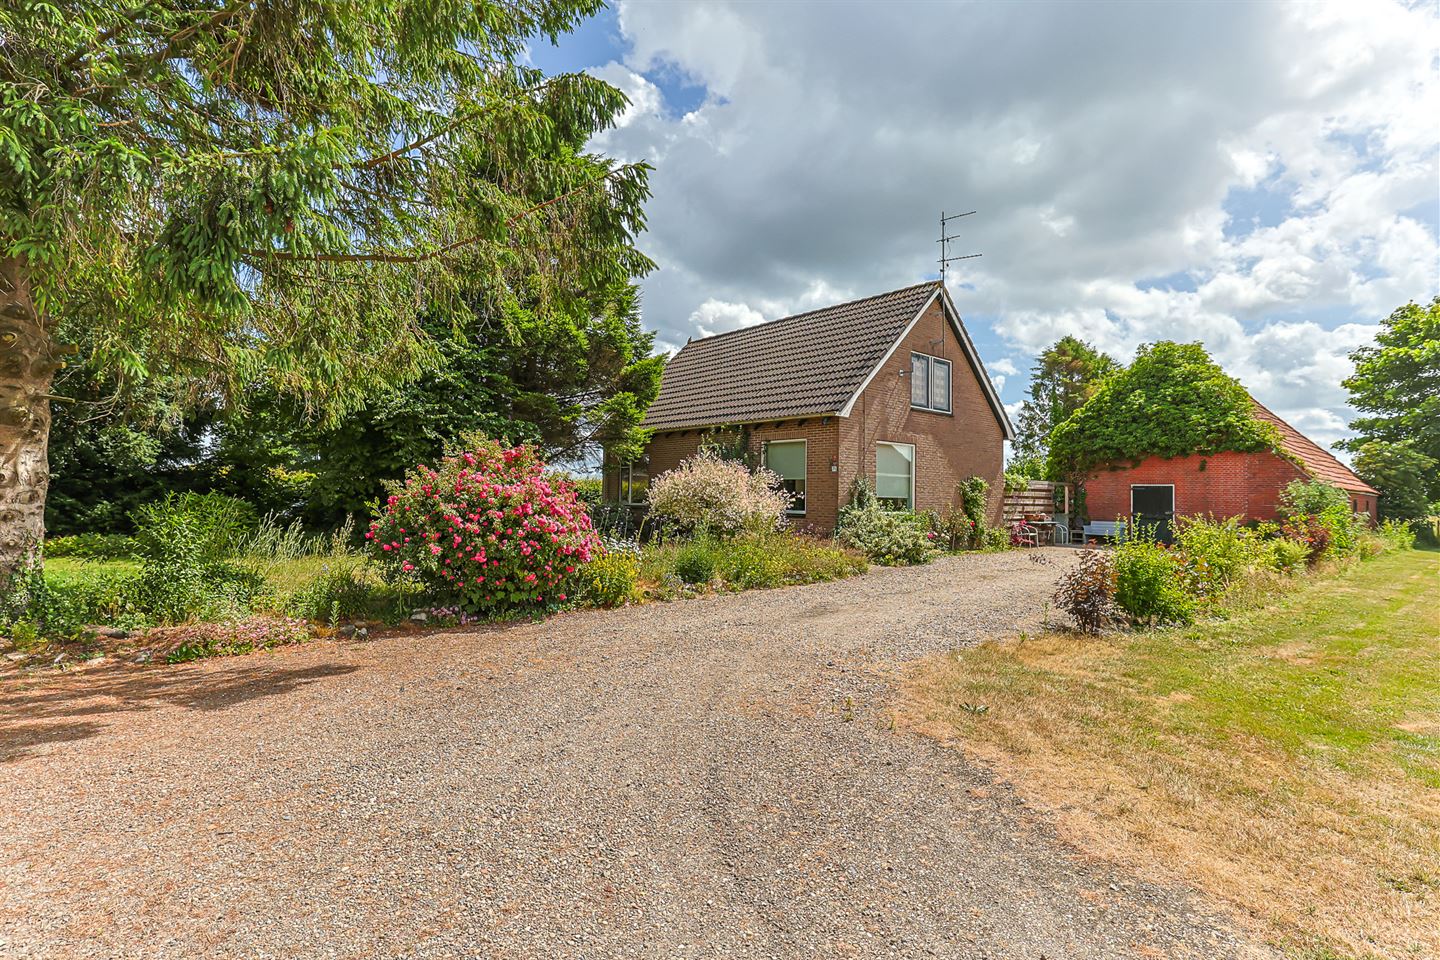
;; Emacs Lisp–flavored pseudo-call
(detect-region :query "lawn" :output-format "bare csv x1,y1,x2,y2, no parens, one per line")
900,548,1440,960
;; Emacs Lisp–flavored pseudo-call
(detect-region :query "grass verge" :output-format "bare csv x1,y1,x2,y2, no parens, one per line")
898,548,1440,959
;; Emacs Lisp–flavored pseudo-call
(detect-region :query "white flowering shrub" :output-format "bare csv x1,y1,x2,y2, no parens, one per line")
646,449,792,538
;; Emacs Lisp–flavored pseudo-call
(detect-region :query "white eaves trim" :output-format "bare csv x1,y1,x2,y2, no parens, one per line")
837,285,1014,440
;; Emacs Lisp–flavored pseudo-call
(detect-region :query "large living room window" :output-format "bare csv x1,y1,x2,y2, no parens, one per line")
764,440,807,515
911,353,952,413
875,441,915,510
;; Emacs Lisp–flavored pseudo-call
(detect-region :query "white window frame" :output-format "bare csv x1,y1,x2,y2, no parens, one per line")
622,462,649,506
875,441,916,510
764,439,808,516
910,352,952,414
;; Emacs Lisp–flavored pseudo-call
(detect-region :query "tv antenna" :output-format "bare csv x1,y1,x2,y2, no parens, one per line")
938,209,981,285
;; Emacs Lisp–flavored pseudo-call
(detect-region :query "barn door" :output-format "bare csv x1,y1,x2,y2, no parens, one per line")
1130,485,1175,542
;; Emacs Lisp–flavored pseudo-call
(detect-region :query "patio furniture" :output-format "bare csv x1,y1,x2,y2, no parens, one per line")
1010,520,1040,547
1081,520,1122,542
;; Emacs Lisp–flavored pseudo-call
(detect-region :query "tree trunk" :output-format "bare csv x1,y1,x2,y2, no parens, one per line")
0,256,54,584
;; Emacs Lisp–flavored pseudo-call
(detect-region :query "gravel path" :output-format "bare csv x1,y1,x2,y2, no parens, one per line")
1,549,1267,959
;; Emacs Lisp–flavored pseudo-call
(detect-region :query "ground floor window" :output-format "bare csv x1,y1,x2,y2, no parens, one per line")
764,439,807,515
621,460,649,506
875,441,915,510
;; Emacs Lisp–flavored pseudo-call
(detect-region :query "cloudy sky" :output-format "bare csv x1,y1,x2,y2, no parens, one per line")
530,0,1440,455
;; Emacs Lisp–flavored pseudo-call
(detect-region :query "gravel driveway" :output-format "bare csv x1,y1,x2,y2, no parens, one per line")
1,549,1265,959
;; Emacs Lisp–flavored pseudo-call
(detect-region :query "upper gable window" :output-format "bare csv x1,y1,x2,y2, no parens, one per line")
911,353,952,413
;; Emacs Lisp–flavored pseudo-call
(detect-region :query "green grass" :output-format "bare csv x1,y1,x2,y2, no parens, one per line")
903,548,1440,959
1117,549,1440,786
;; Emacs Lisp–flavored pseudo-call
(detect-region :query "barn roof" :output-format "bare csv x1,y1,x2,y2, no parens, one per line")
642,281,1011,436
1250,400,1378,495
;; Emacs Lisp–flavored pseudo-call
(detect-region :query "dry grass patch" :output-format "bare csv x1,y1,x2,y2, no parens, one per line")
899,548,1440,960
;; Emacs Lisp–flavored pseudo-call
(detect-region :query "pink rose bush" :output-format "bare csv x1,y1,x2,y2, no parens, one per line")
368,439,599,614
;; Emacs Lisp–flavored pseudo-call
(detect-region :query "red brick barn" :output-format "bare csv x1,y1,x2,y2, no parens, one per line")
1084,399,1378,534
603,281,1013,533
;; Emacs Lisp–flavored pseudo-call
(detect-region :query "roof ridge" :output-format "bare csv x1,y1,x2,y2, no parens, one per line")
676,280,941,350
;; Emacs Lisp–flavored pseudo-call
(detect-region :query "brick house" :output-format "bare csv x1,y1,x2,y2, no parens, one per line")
602,281,1013,533
1084,399,1379,535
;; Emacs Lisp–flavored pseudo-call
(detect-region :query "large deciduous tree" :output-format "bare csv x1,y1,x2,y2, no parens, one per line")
1012,336,1118,473
1338,297,1440,503
1351,441,1436,522
0,0,651,578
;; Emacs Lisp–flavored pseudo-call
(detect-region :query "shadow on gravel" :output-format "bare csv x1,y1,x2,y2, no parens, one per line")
0,663,358,762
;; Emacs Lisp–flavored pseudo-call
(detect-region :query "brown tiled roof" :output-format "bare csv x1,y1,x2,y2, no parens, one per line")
643,281,943,431
1251,399,1378,494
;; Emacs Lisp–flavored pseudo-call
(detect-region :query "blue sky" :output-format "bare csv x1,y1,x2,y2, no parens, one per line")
532,1,1439,456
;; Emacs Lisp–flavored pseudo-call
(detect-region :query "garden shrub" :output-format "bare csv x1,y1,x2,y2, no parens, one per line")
1053,549,1117,634
672,539,719,584
131,492,263,623
836,499,936,566
582,550,641,607
1264,537,1311,574
1375,518,1417,551
982,527,1012,551
1279,480,1350,517
957,475,992,549
132,492,257,566
645,449,791,538
923,508,975,552
1172,515,1268,592
1113,528,1194,625
368,438,599,615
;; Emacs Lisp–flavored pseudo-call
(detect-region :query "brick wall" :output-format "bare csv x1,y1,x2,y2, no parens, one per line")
838,299,1007,524
608,419,843,532
1085,450,1311,524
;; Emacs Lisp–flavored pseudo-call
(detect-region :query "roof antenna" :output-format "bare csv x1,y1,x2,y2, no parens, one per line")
938,209,981,286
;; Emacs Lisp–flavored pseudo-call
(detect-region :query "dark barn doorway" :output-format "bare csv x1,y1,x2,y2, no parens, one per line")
1131,485,1175,542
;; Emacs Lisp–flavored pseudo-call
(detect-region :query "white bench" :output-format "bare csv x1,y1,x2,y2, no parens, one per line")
1081,520,1122,541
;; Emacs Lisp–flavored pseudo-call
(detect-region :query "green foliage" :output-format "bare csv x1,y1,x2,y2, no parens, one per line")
1013,336,1119,467
581,550,640,607
1265,538,1311,574
1171,515,1270,593
1339,298,1440,502
1280,480,1351,517
1373,519,1417,552
44,533,135,560
957,476,991,549
1113,529,1195,626
277,555,391,622
837,500,937,566
639,533,866,595
129,491,264,623
566,475,605,508
716,535,865,589
983,527,1013,551
1048,341,1281,478
4,0,652,416
1353,441,1435,521
672,540,719,585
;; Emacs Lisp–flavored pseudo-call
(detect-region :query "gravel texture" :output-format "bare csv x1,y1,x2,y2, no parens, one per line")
0,549,1269,959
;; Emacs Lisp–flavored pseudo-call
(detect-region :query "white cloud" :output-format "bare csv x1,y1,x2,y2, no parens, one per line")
587,0,1439,453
